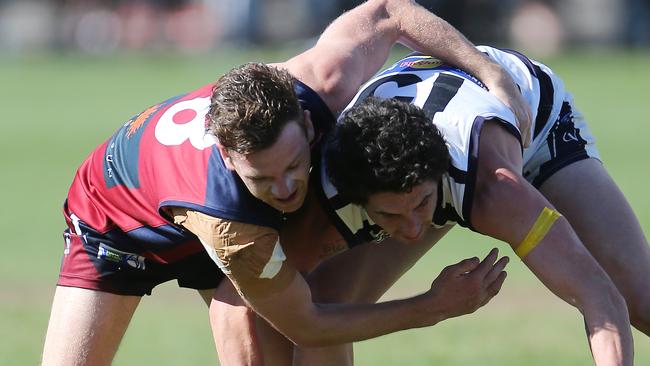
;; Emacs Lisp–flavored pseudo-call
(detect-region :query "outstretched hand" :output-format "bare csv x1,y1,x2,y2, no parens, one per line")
423,248,508,323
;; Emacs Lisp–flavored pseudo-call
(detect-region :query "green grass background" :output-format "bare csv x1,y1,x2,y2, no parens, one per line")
1,48,649,365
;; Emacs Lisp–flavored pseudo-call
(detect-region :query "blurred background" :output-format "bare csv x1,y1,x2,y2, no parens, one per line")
1,0,649,57
1,1,649,365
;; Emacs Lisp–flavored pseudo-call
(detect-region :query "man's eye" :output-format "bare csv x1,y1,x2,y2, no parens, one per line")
416,195,432,209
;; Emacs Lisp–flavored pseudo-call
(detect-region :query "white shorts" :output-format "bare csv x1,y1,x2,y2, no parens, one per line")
523,96,600,188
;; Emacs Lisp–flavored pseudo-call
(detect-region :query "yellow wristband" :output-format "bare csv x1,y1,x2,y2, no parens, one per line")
515,207,562,258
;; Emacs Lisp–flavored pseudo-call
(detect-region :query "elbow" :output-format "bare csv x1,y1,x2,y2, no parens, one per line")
598,284,628,313
577,280,630,325
278,314,336,347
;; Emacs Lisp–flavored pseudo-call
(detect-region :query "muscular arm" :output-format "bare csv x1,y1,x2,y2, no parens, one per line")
250,246,506,347
470,121,633,365
171,208,506,347
278,0,530,140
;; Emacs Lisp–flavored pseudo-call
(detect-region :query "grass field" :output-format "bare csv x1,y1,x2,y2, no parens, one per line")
1,47,649,365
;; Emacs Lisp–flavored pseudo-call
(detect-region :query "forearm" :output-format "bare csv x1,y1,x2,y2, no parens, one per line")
300,295,437,346
251,275,441,347
384,0,506,86
469,162,633,363
251,253,506,348
512,220,633,365
518,222,633,365
578,283,633,366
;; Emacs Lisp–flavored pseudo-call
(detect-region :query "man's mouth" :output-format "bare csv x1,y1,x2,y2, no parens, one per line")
275,190,298,203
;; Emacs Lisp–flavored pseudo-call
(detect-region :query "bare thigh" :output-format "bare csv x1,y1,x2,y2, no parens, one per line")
42,286,141,366
538,158,650,332
207,280,266,366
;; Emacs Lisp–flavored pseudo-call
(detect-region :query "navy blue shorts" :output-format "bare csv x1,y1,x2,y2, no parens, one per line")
58,211,225,296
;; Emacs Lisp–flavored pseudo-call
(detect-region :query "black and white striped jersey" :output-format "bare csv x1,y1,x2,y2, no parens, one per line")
317,46,568,245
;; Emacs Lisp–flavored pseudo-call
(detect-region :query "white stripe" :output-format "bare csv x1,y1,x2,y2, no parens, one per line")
70,213,82,235
259,240,286,279
198,237,231,274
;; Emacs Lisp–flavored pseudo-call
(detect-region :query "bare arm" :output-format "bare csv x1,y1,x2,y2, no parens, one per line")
249,248,507,346
277,0,530,142
172,207,507,347
470,121,633,365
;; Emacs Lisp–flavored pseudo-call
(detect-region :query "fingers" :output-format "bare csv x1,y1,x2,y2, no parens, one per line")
472,248,500,278
448,256,480,275
487,271,507,299
480,271,507,307
484,255,509,284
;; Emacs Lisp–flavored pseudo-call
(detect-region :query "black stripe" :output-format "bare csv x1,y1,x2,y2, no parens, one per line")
432,182,465,227
310,154,362,247
328,194,349,211
461,116,488,231
351,73,423,109
498,48,555,140
500,48,538,76
448,165,467,184
422,74,465,116
533,64,554,139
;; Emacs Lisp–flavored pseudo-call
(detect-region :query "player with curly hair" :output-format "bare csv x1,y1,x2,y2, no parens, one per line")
313,48,648,365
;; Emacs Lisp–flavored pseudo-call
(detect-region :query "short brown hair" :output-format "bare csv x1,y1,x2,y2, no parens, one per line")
207,63,302,154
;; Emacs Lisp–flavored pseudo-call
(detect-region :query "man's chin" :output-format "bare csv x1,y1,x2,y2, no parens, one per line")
270,193,304,212
397,233,425,245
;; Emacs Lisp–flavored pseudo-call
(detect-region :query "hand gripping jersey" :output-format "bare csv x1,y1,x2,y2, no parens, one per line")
65,80,334,264
317,46,595,245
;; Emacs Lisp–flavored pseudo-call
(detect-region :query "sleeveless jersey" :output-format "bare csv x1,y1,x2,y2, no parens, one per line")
65,80,334,262
317,46,567,245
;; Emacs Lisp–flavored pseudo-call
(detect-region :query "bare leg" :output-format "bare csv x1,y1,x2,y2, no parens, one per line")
294,226,452,365
41,286,141,366
255,315,295,366
206,280,265,366
539,158,650,335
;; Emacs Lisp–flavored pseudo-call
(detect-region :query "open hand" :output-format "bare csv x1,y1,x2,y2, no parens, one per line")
424,248,508,322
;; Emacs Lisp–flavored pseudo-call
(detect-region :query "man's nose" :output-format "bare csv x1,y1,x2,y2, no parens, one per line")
400,214,423,240
271,176,295,199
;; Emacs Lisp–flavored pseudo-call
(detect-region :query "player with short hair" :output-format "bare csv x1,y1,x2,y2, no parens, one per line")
41,1,532,365
314,46,650,365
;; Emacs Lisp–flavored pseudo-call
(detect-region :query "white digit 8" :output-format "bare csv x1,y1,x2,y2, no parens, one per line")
155,97,216,150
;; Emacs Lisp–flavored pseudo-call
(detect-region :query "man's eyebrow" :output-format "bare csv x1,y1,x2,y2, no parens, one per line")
245,154,302,181
245,174,271,181
417,193,433,208
287,155,301,167
375,209,399,216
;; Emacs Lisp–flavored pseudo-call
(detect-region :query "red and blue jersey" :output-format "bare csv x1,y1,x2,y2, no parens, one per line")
65,80,334,263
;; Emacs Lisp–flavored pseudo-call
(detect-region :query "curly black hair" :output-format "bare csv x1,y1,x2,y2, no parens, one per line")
326,97,449,205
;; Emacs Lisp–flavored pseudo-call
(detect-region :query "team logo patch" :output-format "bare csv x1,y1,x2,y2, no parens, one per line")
126,104,160,138
369,226,390,243
399,57,443,70
97,243,146,270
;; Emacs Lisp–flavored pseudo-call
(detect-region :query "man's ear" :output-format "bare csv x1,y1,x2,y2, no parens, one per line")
304,109,315,143
217,143,236,171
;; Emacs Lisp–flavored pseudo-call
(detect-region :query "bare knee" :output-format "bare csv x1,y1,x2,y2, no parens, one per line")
42,286,140,366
